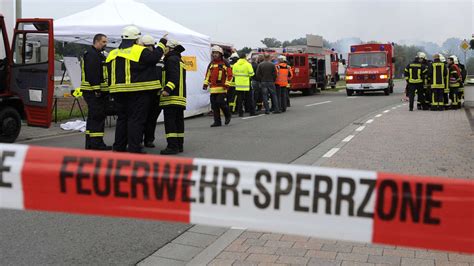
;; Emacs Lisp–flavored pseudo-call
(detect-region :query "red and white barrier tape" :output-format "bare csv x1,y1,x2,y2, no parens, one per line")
0,144,473,254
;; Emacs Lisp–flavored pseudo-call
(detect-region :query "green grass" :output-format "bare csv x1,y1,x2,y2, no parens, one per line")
52,107,88,122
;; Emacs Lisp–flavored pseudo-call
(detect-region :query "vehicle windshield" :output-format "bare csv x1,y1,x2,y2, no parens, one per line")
349,52,386,68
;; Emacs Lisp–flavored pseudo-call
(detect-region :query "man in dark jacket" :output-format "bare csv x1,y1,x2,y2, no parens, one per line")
106,26,167,153
81,33,110,150
256,54,279,114
159,40,187,155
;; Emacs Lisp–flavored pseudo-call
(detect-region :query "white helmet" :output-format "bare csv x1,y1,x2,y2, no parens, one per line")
211,45,224,54
122,25,141,40
230,52,239,59
417,52,427,60
167,39,182,49
439,54,446,63
139,35,155,46
449,55,459,64
278,55,287,62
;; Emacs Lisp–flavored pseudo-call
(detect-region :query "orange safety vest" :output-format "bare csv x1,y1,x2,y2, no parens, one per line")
276,63,293,87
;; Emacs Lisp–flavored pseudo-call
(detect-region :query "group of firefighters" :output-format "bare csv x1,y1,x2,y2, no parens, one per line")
404,52,467,111
204,46,294,127
80,26,295,154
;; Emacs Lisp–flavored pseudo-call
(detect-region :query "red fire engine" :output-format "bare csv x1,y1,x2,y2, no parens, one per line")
345,43,395,96
0,15,55,142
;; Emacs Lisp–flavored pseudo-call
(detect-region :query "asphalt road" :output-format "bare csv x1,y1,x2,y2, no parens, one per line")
1,82,405,265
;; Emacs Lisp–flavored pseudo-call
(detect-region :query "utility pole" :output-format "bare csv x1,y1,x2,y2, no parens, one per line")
15,0,22,29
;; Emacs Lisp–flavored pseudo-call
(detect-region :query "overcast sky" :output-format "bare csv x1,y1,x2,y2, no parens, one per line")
22,0,474,48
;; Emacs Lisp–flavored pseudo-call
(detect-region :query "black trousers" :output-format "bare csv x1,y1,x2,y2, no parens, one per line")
113,91,152,153
210,93,230,124
416,86,429,110
279,86,288,112
144,93,162,143
236,90,254,116
407,84,422,111
274,85,282,112
83,91,107,149
227,87,236,113
163,107,184,151
431,88,444,110
450,87,460,109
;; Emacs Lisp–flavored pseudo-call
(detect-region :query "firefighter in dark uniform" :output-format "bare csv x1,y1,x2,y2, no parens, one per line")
81,33,110,150
106,26,167,153
159,40,187,155
140,35,164,148
447,56,462,109
427,54,447,111
418,52,431,110
404,55,428,111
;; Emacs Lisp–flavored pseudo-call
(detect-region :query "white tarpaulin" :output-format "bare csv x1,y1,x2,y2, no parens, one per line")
54,0,211,116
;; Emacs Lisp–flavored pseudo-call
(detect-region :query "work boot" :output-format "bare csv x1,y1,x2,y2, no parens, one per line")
239,113,244,117
211,122,222,127
225,116,231,125
160,147,179,155
144,141,155,148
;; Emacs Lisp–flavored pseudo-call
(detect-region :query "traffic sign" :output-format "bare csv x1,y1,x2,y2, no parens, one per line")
460,40,469,51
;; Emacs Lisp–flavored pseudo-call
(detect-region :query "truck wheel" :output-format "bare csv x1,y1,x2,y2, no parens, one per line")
384,88,390,95
302,88,313,96
0,107,22,143
346,89,353,96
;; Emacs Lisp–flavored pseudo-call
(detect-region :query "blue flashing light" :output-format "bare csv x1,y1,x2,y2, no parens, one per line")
380,45,385,51
351,47,356,52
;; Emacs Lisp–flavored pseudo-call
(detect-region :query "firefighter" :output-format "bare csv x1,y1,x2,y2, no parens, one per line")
159,40,187,155
233,53,255,117
454,55,467,107
439,54,450,108
404,55,428,111
203,46,232,127
140,35,164,148
106,26,167,153
275,55,293,112
251,55,263,113
447,55,462,109
415,52,429,110
81,33,110,150
228,52,239,113
427,54,447,111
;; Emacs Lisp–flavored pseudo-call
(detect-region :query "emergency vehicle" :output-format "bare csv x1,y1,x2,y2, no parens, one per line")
345,43,395,96
0,15,55,142
250,48,340,96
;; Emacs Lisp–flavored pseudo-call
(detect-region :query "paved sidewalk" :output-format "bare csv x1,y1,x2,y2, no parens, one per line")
147,105,474,266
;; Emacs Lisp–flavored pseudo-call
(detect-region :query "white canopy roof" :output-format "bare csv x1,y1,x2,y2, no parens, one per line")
54,0,210,47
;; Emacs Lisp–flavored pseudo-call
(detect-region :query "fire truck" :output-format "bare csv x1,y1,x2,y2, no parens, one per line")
0,15,55,142
250,48,340,96
345,43,395,96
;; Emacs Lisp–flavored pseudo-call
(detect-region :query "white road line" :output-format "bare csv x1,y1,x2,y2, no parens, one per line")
375,114,383,118
366,119,374,124
392,107,397,109
342,135,355,142
346,96,358,99
356,126,366,132
383,110,390,113
323,148,340,158
397,105,403,108
305,100,332,107
242,114,265,120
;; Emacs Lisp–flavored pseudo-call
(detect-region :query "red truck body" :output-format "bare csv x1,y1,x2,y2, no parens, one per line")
345,43,394,96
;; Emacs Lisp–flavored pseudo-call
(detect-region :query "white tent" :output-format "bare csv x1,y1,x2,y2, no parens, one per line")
54,0,211,116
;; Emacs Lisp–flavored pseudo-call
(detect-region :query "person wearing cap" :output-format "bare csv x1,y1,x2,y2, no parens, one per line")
233,53,255,117
106,26,167,153
447,55,462,109
159,40,187,155
139,35,165,148
81,33,111,150
275,55,293,113
203,46,233,127
426,54,448,111
404,54,428,111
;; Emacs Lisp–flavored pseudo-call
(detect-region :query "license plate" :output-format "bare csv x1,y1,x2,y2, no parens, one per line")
361,84,371,89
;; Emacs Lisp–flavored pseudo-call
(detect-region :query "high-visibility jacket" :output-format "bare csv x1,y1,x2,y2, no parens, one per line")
276,63,293,87
81,46,108,92
160,51,187,108
427,60,448,89
204,59,233,94
232,59,254,91
106,41,166,93
404,61,427,84
448,64,462,89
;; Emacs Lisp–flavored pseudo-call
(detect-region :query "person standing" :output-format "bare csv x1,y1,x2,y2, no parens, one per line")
160,40,187,155
140,35,164,148
106,26,167,153
256,54,279,114
416,52,430,110
233,53,255,117
252,55,264,113
203,46,233,127
447,56,462,109
81,33,110,150
275,55,293,112
427,54,448,111
228,52,240,114
404,55,427,111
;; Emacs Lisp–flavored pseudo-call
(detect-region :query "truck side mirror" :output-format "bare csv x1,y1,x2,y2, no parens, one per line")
392,57,396,63
341,59,346,65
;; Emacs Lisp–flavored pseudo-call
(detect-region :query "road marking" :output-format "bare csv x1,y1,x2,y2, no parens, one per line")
346,96,358,99
383,110,390,113
366,119,374,124
305,100,332,107
392,107,397,109
375,114,383,118
397,105,403,108
356,126,366,132
342,135,355,142
242,114,265,120
323,148,340,158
